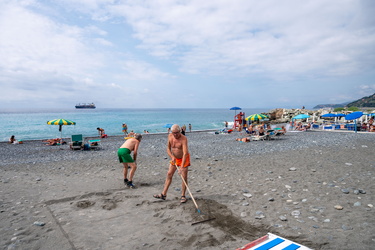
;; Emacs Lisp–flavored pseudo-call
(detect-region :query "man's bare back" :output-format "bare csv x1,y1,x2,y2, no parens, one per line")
120,138,139,151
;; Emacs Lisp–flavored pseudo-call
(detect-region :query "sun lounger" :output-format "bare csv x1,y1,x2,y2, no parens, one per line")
88,139,101,150
265,130,275,140
237,232,312,250
251,135,265,141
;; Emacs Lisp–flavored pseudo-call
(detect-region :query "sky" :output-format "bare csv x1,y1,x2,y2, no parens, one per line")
0,0,375,110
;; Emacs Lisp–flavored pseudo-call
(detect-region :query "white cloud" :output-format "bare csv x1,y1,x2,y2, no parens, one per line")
0,0,374,109
102,0,375,80
0,2,102,82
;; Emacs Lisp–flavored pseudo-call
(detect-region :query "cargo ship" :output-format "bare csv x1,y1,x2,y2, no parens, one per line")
75,103,96,109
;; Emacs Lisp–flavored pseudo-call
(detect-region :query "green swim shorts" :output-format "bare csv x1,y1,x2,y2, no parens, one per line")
118,148,134,163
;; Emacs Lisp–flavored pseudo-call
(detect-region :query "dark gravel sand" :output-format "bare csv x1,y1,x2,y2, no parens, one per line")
1,130,374,249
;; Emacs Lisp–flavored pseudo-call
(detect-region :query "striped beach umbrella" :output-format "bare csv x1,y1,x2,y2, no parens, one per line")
47,119,76,141
245,113,268,121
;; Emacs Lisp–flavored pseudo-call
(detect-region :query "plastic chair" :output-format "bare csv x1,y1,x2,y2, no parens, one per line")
70,134,83,150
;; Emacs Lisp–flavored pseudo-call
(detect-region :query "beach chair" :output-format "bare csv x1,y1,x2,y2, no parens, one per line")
323,125,333,130
274,131,284,139
88,139,101,150
251,135,265,141
237,232,312,250
265,130,275,140
70,134,83,150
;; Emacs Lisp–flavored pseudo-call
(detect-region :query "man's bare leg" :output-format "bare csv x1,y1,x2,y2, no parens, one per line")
123,163,128,182
161,164,177,196
128,162,137,182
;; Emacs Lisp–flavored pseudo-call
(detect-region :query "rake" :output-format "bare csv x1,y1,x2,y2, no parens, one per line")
175,164,215,225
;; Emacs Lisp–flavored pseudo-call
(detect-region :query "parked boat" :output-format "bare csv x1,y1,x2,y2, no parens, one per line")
75,103,96,109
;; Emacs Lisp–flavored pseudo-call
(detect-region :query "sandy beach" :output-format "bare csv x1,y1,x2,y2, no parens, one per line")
1,130,374,250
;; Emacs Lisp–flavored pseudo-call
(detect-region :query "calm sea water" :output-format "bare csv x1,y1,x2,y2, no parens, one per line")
0,108,268,142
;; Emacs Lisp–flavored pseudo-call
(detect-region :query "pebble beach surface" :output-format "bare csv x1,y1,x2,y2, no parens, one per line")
1,130,374,249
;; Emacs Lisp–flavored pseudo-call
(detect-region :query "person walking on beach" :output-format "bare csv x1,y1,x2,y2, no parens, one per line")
181,124,186,135
154,124,190,203
122,123,128,136
189,123,192,132
118,133,142,188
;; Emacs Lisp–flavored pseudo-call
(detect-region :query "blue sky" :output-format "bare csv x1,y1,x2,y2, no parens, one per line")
0,0,374,109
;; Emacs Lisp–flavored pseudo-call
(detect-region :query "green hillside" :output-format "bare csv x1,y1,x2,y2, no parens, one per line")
347,93,375,107
314,93,375,109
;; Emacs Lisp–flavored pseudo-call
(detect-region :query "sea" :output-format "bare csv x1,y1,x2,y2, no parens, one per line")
0,108,268,142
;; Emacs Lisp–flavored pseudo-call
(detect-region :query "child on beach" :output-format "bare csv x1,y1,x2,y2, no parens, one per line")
122,123,128,135
97,127,107,138
9,135,18,144
117,134,142,188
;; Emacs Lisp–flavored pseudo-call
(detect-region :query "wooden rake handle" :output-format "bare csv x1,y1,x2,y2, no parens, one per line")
175,164,201,213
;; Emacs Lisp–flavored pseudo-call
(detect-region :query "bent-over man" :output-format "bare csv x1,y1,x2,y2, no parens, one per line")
118,133,142,188
154,124,190,203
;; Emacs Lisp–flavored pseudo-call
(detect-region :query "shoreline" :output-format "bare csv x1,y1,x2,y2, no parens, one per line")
3,123,373,144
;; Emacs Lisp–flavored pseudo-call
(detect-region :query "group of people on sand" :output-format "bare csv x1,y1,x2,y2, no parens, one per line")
117,124,190,203
360,117,375,132
236,124,287,142
43,138,66,145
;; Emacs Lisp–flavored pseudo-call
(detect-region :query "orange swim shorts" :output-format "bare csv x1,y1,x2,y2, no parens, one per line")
171,154,191,168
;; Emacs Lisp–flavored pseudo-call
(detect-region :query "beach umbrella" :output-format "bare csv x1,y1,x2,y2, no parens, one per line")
163,123,173,128
290,114,310,129
47,119,76,141
345,111,363,133
292,114,310,119
245,113,268,121
321,113,337,118
230,107,242,116
345,111,363,120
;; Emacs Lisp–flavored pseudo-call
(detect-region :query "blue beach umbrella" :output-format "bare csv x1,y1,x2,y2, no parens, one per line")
321,113,337,118
163,123,173,128
345,111,363,120
291,114,310,129
292,114,310,119
345,111,363,133
230,106,242,116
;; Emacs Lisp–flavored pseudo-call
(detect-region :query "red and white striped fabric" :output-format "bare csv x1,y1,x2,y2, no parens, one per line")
237,233,312,250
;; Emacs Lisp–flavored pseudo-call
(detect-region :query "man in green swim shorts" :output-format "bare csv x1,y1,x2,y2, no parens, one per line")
118,133,142,188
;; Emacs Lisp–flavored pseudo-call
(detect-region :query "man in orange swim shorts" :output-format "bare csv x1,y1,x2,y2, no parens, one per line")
154,124,190,203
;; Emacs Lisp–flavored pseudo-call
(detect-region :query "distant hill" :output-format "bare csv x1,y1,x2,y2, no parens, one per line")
347,93,375,107
313,102,350,109
314,93,375,109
